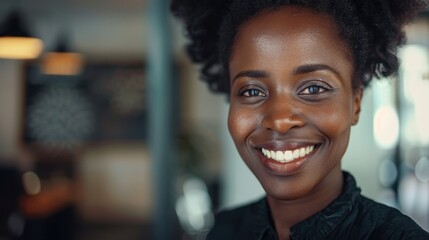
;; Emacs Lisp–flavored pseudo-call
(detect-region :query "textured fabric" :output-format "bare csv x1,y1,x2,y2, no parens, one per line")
207,172,429,240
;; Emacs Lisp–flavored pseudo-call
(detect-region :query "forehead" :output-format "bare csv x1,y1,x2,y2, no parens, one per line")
238,5,337,34
230,5,352,68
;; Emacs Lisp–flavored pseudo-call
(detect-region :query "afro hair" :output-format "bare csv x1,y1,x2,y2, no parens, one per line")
172,0,429,94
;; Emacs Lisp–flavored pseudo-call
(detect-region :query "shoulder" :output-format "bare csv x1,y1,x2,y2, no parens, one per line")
207,198,264,240
354,195,429,239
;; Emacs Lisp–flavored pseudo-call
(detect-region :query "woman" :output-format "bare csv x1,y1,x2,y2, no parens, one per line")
172,0,429,239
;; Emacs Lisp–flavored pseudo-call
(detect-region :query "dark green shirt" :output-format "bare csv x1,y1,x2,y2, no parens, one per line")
207,172,429,240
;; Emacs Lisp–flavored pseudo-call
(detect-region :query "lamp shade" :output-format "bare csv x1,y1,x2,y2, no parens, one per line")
42,52,84,76
0,11,43,59
42,34,84,76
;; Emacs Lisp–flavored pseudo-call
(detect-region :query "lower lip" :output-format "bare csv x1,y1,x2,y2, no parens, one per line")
256,148,317,176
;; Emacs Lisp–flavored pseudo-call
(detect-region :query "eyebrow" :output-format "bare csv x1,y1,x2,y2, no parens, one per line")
232,70,269,82
293,64,342,79
232,64,342,82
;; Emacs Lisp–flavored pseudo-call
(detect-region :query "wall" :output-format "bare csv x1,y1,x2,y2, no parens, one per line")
0,60,22,159
0,1,227,224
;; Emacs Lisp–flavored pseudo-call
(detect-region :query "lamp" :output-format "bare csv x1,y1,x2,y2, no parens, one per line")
0,11,43,59
42,33,84,76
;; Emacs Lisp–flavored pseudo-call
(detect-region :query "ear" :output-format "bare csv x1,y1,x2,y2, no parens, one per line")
351,88,363,126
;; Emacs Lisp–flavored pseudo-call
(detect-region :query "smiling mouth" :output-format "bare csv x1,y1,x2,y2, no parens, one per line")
260,145,317,163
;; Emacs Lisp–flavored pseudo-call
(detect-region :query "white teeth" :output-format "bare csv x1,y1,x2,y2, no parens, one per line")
299,148,305,157
293,149,300,158
285,151,293,161
261,145,316,163
276,151,284,162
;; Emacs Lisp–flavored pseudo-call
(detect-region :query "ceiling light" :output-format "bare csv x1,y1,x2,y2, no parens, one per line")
42,34,84,76
0,11,43,60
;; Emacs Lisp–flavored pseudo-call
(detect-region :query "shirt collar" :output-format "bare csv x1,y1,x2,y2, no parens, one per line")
255,197,276,239
254,171,361,240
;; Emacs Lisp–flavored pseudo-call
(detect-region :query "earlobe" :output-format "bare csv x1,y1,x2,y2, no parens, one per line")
352,88,363,125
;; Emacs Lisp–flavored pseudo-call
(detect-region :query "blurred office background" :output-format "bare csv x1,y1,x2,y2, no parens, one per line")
0,1,428,239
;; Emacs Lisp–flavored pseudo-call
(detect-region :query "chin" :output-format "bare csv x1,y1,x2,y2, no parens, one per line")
259,172,320,201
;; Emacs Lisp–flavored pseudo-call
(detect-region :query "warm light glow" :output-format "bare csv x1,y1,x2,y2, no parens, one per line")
0,36,43,59
400,45,429,102
400,45,429,146
22,171,42,195
415,157,429,182
42,52,85,75
373,105,400,149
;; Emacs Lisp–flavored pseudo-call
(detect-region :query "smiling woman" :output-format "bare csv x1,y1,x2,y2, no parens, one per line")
228,7,359,204
171,0,429,239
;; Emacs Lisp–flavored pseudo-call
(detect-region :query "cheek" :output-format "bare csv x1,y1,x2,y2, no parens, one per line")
228,105,258,144
313,99,353,141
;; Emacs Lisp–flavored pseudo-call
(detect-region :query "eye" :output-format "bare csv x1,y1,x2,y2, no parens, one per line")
302,85,325,94
299,82,332,95
239,88,266,97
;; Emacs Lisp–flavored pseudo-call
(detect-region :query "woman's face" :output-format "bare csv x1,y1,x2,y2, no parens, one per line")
228,6,362,200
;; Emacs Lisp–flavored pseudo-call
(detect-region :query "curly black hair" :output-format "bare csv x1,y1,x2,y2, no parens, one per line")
171,0,428,94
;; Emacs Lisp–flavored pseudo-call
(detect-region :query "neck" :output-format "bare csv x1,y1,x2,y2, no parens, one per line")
267,169,343,240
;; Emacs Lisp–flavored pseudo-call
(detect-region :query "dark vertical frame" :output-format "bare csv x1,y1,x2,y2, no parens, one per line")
147,1,177,240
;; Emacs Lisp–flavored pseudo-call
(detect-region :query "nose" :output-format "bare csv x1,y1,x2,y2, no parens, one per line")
261,98,305,134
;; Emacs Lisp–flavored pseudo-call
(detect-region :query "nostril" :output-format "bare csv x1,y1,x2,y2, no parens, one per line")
262,113,305,133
